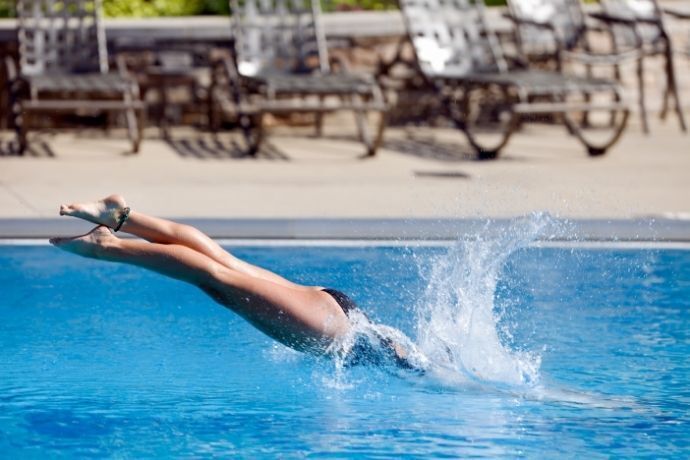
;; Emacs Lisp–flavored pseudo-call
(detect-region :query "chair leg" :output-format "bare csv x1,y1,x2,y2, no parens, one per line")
353,110,371,147
137,105,146,152
17,115,29,155
124,106,140,154
608,63,622,128
104,111,114,135
315,113,324,137
208,92,220,133
365,110,387,157
16,110,28,156
351,94,375,155
660,78,670,121
665,51,687,132
158,81,171,139
122,87,142,153
636,57,649,134
315,95,325,137
241,113,263,156
582,64,593,128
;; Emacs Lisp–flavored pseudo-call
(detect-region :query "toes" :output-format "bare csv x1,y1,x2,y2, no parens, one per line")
59,204,75,216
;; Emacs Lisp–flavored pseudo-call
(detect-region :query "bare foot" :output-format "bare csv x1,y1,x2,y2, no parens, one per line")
59,194,128,229
49,226,117,259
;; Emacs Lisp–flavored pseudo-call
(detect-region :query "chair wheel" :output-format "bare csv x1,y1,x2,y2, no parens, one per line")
477,149,499,160
587,146,607,157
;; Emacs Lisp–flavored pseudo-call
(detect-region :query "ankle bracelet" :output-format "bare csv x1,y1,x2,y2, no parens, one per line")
114,207,131,232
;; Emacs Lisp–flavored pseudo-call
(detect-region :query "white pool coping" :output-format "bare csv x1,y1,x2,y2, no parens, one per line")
2,238,690,250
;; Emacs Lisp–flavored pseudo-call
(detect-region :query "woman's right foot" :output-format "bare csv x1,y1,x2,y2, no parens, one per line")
59,194,128,229
49,226,117,259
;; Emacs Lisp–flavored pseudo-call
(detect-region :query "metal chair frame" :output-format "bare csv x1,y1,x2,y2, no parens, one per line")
505,0,653,132
598,0,686,132
6,0,144,154
662,5,690,60
506,0,590,61
380,0,630,159
209,0,388,157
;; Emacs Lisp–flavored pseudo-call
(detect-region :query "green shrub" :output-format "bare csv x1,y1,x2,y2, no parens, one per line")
327,0,397,11
103,0,205,17
0,0,13,17
199,0,231,15
327,0,506,12
0,0,511,18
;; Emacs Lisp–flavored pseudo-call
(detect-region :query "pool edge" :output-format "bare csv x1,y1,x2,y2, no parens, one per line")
1,217,689,243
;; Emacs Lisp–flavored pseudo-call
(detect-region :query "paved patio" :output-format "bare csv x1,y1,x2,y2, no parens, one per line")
0,108,688,239
1,1,689,239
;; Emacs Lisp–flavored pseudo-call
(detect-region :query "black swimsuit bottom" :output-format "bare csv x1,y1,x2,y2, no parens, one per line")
321,288,359,316
321,288,423,373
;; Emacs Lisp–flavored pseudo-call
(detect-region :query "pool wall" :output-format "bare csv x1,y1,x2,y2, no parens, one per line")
0,217,689,242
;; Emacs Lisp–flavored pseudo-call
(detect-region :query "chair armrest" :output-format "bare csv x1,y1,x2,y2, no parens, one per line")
663,7,690,21
503,11,564,60
588,11,645,49
502,11,557,32
589,11,637,26
630,16,665,27
589,11,663,28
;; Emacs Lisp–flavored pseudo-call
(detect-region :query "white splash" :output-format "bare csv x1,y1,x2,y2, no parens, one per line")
414,213,562,388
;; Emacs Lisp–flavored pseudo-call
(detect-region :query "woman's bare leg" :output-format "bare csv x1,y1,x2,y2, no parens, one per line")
58,194,305,289
49,226,349,352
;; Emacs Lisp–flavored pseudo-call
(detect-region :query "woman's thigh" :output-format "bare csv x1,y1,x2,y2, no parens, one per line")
207,268,350,351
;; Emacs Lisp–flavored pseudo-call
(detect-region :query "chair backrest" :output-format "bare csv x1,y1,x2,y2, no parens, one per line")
507,0,586,53
601,0,664,47
16,0,108,76
229,0,329,78
398,0,507,79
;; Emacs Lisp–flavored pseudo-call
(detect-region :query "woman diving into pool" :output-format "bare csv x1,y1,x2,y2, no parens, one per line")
50,195,426,372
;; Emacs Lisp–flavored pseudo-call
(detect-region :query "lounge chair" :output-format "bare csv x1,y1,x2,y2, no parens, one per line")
505,0,649,131
6,0,144,155
505,0,590,65
382,0,629,159
598,0,686,132
209,0,387,157
662,5,690,61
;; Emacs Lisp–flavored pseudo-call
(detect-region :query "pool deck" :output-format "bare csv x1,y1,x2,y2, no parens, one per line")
1,113,689,241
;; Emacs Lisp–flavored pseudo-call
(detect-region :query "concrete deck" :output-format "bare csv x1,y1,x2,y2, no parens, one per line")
0,111,689,239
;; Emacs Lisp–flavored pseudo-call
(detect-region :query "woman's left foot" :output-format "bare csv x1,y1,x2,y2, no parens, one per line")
59,194,128,229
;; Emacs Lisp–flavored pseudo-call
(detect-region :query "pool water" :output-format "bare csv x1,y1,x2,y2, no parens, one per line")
1,224,689,457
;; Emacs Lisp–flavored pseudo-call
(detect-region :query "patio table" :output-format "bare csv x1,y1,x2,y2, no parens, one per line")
113,38,233,136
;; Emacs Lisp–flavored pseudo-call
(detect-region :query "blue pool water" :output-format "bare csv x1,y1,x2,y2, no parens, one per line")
1,221,689,457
